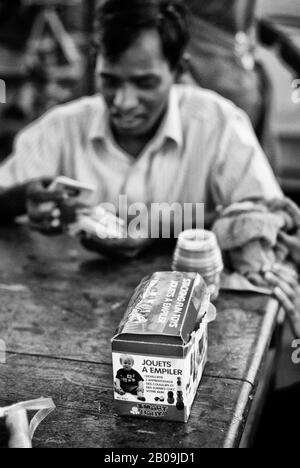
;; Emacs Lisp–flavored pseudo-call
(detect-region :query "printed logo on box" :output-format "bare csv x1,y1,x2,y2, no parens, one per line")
136,403,168,419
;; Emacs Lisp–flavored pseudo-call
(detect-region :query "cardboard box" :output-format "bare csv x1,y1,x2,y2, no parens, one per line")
112,271,216,422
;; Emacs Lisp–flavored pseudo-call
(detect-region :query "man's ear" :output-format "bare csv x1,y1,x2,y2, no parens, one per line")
181,53,191,74
175,53,191,81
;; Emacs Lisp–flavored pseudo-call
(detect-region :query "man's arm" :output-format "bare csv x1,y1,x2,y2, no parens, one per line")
0,105,64,194
211,108,283,206
0,107,65,226
211,113,300,337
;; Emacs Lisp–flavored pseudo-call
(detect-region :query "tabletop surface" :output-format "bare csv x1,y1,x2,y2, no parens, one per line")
0,225,280,448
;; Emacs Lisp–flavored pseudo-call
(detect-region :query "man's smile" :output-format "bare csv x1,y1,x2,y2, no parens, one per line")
111,113,146,129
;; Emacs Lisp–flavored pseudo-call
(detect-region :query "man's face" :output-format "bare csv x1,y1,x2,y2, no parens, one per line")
96,29,176,138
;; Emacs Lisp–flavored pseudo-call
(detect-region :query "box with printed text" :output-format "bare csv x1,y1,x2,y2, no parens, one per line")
111,271,216,422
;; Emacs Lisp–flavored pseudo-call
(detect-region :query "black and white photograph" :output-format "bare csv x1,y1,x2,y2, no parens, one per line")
0,0,300,451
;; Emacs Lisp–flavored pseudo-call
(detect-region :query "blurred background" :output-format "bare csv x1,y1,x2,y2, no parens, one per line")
0,0,96,160
0,0,299,390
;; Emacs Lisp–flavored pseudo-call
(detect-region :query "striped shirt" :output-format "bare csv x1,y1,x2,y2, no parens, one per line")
0,85,282,217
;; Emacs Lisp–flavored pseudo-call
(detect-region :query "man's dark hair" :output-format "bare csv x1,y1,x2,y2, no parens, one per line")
94,0,190,70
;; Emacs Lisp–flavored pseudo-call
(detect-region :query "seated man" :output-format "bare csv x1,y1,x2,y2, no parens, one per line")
0,0,299,328
0,0,281,220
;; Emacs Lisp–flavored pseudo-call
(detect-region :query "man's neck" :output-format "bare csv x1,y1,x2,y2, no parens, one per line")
114,135,150,159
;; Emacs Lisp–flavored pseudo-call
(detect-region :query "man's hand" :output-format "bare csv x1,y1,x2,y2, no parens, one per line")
264,263,300,338
26,179,77,235
278,231,300,265
266,197,300,266
80,232,153,260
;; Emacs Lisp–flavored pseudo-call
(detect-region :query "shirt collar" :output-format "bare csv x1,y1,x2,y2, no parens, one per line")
161,86,183,148
89,86,183,148
88,95,109,141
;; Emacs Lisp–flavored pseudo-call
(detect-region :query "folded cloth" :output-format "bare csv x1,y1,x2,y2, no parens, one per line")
213,198,300,338
229,239,277,275
212,200,296,276
213,211,285,250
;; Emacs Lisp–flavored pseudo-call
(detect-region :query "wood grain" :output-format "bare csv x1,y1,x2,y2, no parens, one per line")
0,225,280,448
0,354,253,449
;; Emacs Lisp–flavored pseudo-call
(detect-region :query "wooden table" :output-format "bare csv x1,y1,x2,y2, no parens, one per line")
0,225,281,448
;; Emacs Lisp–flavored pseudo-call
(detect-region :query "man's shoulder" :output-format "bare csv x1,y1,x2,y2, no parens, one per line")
174,84,241,125
16,94,106,141
49,94,105,122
